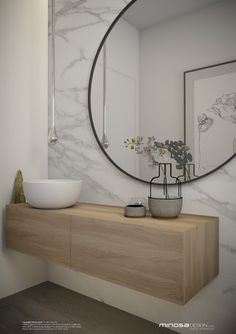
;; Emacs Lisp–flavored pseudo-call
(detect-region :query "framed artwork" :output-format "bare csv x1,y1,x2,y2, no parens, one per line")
184,60,236,175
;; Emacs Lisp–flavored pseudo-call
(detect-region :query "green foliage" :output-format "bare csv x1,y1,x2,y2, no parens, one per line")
124,136,192,168
164,140,193,169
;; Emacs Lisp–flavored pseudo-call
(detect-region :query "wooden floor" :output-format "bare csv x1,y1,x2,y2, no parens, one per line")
0,282,176,334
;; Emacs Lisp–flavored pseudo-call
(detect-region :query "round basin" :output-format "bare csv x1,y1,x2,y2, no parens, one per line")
23,179,83,209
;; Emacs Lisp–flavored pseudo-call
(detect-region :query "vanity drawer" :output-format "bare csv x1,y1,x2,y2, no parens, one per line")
71,216,183,304
70,211,218,304
6,205,70,266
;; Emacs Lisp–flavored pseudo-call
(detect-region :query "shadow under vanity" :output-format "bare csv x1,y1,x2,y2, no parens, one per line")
6,202,219,305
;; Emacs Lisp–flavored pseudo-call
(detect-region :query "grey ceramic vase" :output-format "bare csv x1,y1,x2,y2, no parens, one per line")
148,197,183,218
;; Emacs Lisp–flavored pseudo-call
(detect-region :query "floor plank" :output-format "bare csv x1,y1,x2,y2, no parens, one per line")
0,282,176,334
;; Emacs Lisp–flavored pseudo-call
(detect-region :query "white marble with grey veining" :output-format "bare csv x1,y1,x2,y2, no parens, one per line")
49,1,236,333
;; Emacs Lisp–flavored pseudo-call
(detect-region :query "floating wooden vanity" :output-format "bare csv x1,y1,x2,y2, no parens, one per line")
6,203,219,304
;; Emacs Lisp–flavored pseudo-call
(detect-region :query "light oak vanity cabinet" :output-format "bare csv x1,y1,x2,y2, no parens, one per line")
6,203,219,304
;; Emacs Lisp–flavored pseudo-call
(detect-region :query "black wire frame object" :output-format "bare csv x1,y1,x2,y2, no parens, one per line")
149,163,182,200
87,0,236,186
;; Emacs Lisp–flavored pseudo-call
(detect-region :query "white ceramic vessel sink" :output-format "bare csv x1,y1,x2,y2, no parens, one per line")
23,179,83,209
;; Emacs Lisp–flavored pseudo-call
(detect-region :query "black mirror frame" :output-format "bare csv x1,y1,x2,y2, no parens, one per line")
88,0,236,185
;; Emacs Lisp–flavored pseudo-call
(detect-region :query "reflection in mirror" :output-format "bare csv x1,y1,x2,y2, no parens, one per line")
89,0,236,184
185,61,236,176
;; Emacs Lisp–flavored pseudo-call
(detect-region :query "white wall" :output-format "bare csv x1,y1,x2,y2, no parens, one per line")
0,0,48,298
49,1,236,333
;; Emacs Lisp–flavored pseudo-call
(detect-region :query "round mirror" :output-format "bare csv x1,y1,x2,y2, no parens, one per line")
89,0,236,184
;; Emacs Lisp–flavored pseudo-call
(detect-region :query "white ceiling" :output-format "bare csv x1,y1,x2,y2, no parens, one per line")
123,0,225,30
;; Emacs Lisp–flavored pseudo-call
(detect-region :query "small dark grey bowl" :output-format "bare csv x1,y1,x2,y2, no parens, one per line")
124,204,146,218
